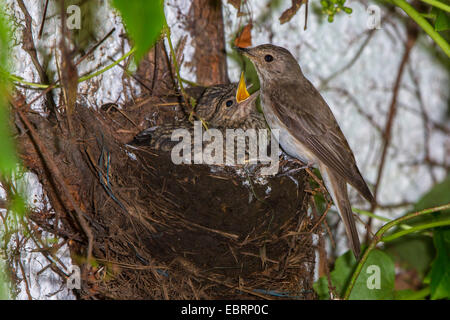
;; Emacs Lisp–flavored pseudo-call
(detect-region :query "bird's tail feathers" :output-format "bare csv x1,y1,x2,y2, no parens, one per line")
320,165,361,259
351,170,375,205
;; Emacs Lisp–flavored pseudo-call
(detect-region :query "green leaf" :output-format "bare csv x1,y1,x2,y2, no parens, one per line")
0,260,10,299
348,250,395,299
394,287,430,300
0,7,15,301
0,8,18,175
313,251,357,299
314,249,396,299
386,176,450,238
384,235,435,276
111,0,165,62
435,9,450,32
414,175,450,214
430,227,450,299
10,192,27,218
394,289,416,300
313,277,330,300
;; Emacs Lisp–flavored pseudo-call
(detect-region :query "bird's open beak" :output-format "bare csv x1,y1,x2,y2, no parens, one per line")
235,71,259,114
243,89,259,104
236,71,250,103
238,89,259,114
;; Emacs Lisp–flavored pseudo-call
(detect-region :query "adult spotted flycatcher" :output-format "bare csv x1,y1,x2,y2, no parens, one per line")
238,44,374,258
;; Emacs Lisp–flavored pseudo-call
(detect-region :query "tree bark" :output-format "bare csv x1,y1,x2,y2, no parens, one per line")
188,0,230,85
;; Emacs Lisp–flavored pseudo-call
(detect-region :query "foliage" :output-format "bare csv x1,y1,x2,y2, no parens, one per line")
388,0,450,57
314,176,450,300
0,261,9,299
319,0,353,23
429,227,450,299
414,175,450,213
0,3,30,300
0,7,17,176
111,0,165,62
0,5,16,301
385,235,435,276
314,249,395,299
432,6,450,32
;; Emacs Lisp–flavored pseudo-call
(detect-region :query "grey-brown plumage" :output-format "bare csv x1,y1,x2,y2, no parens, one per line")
194,84,265,130
238,44,374,258
131,83,265,151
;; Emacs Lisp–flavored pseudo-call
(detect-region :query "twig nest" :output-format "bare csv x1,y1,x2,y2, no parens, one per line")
17,99,316,299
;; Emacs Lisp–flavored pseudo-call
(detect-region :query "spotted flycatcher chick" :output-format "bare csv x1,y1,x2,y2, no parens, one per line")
238,44,374,258
131,73,264,148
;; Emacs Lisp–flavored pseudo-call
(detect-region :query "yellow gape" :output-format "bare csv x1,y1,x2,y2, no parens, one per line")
236,71,250,103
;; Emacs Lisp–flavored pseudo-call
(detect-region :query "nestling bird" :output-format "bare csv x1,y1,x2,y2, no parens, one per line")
237,44,374,258
131,73,265,151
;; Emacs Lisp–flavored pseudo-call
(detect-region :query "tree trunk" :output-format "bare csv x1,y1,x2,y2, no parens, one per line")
188,0,230,85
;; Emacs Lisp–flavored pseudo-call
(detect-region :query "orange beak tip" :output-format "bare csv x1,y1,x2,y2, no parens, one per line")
236,71,250,103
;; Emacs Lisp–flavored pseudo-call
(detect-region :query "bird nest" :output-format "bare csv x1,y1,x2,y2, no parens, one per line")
15,92,316,300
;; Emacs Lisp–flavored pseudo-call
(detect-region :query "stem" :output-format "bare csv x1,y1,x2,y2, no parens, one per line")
78,47,136,82
420,0,450,13
353,208,412,230
420,13,437,19
163,22,188,101
390,0,450,57
382,218,450,242
7,73,49,89
4,47,137,89
163,15,209,129
354,208,393,223
344,203,450,300
181,77,202,87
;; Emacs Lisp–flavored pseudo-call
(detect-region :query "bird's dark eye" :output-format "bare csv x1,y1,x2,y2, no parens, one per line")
225,100,233,107
264,54,274,62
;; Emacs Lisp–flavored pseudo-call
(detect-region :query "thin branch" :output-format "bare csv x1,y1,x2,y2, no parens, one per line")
319,29,376,90
419,0,450,13
366,24,417,241
382,218,450,242
163,17,210,129
344,203,450,299
37,0,50,39
407,62,438,183
310,197,336,299
8,47,137,89
17,0,57,118
75,28,116,66
11,99,94,264
16,248,32,300
398,102,450,135
107,56,153,93
164,22,193,114
390,0,450,57
325,86,383,134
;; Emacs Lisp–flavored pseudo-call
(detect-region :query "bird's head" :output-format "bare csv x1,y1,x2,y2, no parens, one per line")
236,44,302,85
196,73,259,127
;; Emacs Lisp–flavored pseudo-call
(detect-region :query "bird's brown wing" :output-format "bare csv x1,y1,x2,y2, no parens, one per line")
269,81,374,203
